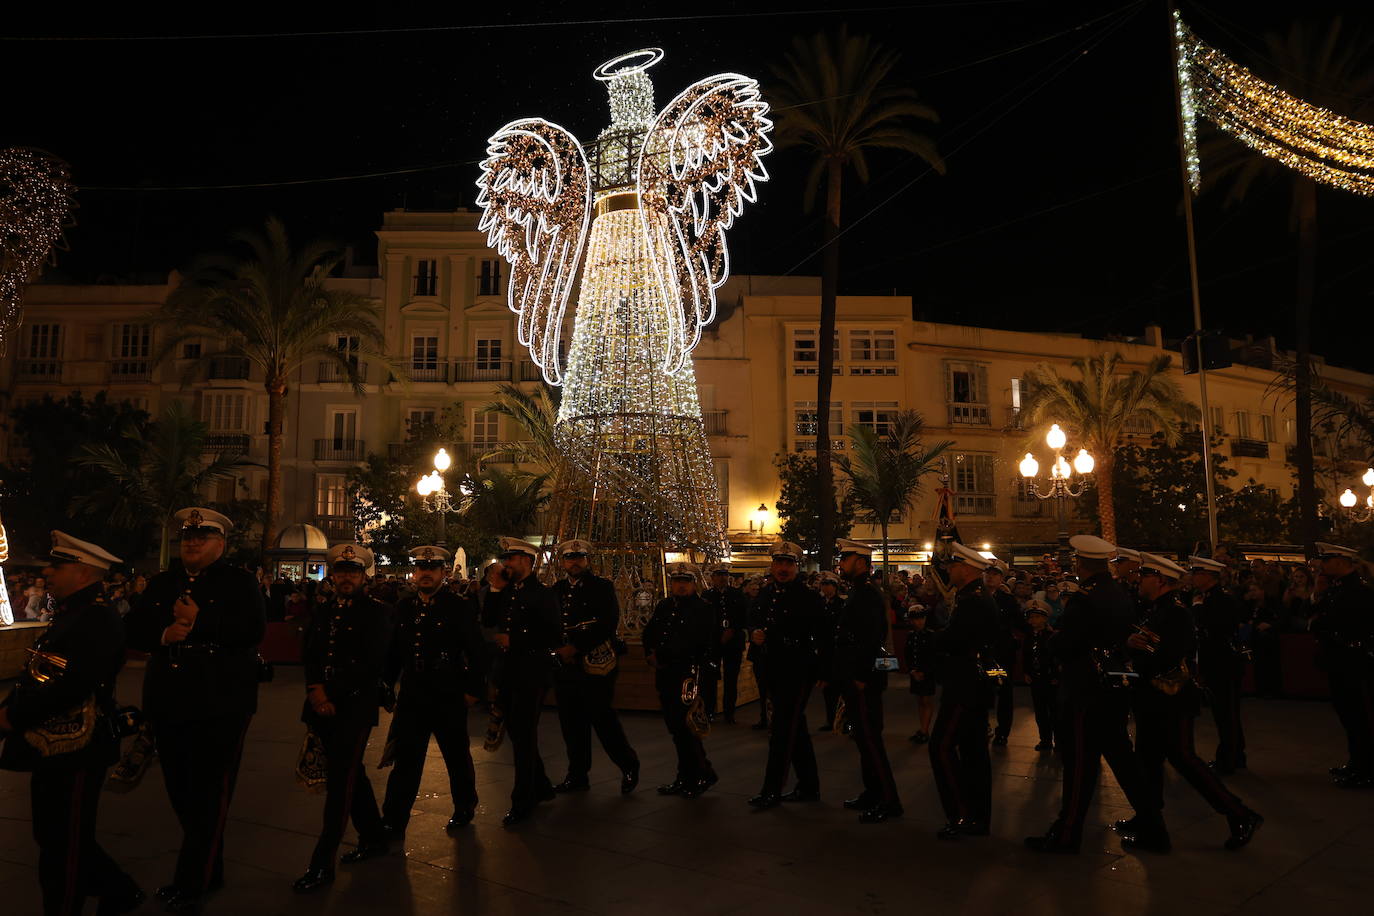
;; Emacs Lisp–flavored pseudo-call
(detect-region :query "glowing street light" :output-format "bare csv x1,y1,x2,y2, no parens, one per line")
1020,423,1095,564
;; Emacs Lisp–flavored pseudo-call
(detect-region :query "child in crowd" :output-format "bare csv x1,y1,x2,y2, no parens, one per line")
905,607,937,743
1022,599,1057,752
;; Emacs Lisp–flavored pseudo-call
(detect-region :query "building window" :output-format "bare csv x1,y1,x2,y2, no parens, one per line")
1283,417,1295,443
411,335,439,370
475,336,503,370
328,409,358,446
1210,406,1225,436
336,335,360,365
849,329,896,375
472,410,499,446
479,259,502,296
213,477,237,504
945,360,990,425
202,392,248,432
405,407,437,439
25,323,61,358
113,323,151,359
791,329,840,375
953,453,996,515
315,474,348,517
1234,410,1251,439
852,401,899,437
1259,414,1276,442
181,342,202,360
414,259,438,297
793,401,843,438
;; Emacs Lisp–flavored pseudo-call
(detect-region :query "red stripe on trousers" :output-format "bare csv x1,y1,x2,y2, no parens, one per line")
853,691,896,804
204,717,250,888
1058,708,1087,845
936,705,966,820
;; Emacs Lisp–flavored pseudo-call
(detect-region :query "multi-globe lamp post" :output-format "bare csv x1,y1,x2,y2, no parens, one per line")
416,448,455,540
1019,423,1096,565
1336,467,1374,524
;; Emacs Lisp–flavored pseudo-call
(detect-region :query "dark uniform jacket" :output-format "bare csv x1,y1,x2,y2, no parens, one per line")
1,584,126,772
1131,589,1201,714
553,572,621,676
642,595,715,674
385,589,487,698
831,579,888,687
481,576,562,686
1193,585,1245,672
302,594,394,727
704,585,748,654
1312,571,1374,674
991,587,1024,663
124,559,266,724
903,626,937,677
932,580,998,705
1021,628,1058,685
748,578,825,680
1052,571,1134,698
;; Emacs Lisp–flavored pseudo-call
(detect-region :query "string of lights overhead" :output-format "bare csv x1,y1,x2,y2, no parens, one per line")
1175,12,1374,197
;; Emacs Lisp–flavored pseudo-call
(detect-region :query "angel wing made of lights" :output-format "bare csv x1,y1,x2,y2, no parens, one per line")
475,119,592,385
637,74,773,376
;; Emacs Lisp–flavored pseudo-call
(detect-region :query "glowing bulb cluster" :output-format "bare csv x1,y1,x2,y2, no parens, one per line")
0,148,76,355
1176,13,1374,196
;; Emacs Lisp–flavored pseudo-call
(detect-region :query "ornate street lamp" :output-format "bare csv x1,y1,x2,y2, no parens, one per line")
416,448,456,540
1336,467,1374,523
1019,424,1095,564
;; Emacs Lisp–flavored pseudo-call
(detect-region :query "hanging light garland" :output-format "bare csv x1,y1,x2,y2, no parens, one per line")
1175,12,1374,196
0,148,76,354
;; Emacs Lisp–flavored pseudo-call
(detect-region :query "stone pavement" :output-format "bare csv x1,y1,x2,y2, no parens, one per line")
1,668,1371,915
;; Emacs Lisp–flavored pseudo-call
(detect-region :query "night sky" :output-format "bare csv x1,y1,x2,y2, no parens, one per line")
6,0,1372,371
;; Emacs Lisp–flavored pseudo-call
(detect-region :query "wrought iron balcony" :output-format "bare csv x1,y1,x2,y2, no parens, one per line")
205,433,250,453
14,359,61,381
452,358,512,383
207,357,251,380
1230,438,1270,459
314,438,366,461
408,362,448,383
109,359,152,382
315,516,354,540
703,409,728,436
317,361,368,384
948,403,990,426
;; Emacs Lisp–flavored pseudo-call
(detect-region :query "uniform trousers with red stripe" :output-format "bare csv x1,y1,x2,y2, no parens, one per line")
841,680,900,806
759,675,818,795
1133,690,1247,817
928,699,991,825
308,714,384,870
1052,692,1160,848
156,713,251,894
381,680,478,833
655,670,714,784
31,763,138,916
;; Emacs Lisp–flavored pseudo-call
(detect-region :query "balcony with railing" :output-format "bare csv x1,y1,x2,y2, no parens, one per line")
1230,438,1271,459
1003,405,1024,430
314,438,366,461
408,361,448,383
947,403,990,426
317,361,368,384
954,493,996,516
703,409,728,436
452,358,513,383
315,516,355,540
109,359,152,382
14,359,62,381
207,357,251,380
205,433,250,453
518,360,542,382
794,438,846,452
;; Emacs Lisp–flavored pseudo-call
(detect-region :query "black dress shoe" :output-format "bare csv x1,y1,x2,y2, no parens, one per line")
447,809,474,831
858,803,903,824
937,822,962,840
702,771,719,789
155,885,180,903
991,734,1008,747
842,795,875,811
958,819,990,836
1208,760,1235,776
502,808,533,827
536,783,557,802
162,890,203,914
1225,810,1263,850
340,840,389,864
909,731,929,744
748,793,781,809
1336,771,1374,789
621,764,640,795
292,868,335,894
96,885,145,915
1330,763,1353,777
1120,829,1172,854
781,788,820,802
657,780,684,796
553,778,591,793
1024,834,1079,854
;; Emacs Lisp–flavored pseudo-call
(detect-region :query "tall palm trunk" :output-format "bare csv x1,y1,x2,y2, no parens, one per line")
262,377,287,557
1096,452,1117,543
880,517,891,578
159,520,172,571
1293,177,1318,553
816,157,843,570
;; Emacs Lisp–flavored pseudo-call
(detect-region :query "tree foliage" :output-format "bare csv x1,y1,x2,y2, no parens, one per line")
772,452,856,561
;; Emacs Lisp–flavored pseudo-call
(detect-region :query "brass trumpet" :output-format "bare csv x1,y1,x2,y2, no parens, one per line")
25,648,69,684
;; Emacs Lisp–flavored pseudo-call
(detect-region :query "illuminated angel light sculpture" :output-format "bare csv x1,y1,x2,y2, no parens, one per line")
476,49,772,581
0,147,76,355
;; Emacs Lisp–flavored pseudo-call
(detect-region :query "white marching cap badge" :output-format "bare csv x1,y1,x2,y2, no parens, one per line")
1069,534,1116,559
49,530,122,570
175,506,231,534
665,561,699,580
770,538,804,562
328,543,374,570
834,538,872,560
410,545,452,564
556,538,593,557
1314,542,1360,561
1188,555,1227,573
1138,552,1185,580
950,541,991,570
498,537,541,560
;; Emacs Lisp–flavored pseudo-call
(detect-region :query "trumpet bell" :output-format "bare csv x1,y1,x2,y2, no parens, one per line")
25,648,70,684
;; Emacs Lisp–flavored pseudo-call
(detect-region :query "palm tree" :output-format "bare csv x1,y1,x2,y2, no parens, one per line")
482,383,562,475
151,217,397,556
836,410,952,574
72,400,250,569
459,467,551,540
1196,17,1374,550
770,28,944,569
1021,353,1198,543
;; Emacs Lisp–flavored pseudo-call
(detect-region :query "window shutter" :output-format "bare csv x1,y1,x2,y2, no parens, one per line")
976,365,989,405
942,360,954,402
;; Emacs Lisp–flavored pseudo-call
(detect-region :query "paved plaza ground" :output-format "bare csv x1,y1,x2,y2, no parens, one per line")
2,666,1371,915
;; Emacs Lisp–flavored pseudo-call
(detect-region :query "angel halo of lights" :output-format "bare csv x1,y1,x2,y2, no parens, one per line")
0,147,76,355
475,49,773,600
